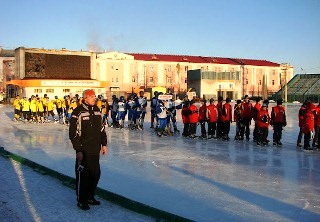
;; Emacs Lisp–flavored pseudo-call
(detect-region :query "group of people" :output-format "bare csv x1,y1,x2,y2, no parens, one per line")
12,94,81,124
180,95,287,147
12,91,320,151
297,99,320,150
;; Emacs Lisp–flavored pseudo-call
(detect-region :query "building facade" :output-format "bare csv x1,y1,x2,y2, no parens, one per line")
5,47,293,100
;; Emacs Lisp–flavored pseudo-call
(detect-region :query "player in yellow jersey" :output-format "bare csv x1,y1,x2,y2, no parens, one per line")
54,96,63,123
101,98,110,126
13,95,22,121
46,97,57,122
42,94,48,121
30,96,38,122
66,97,78,125
21,97,31,121
36,97,45,123
96,95,103,111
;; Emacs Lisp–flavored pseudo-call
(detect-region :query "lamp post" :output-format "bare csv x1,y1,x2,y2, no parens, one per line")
280,63,290,103
241,64,245,98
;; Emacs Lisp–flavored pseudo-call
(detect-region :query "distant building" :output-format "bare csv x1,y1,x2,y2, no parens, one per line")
7,47,108,100
0,48,15,98
4,47,294,100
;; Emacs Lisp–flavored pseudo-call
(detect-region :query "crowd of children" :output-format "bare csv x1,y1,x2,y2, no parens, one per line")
11,91,320,150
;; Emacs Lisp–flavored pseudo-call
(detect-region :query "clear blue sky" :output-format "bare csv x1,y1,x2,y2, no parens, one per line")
1,0,319,74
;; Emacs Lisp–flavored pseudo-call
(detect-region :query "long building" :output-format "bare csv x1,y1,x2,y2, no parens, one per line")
4,47,293,100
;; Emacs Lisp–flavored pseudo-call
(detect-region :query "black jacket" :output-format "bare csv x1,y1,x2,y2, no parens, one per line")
69,102,107,155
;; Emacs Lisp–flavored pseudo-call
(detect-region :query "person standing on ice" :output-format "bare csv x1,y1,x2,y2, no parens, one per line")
13,95,22,121
188,99,199,139
221,97,232,141
198,99,208,139
156,100,168,137
136,91,147,130
216,96,224,139
256,103,270,146
302,101,315,150
207,98,218,139
297,102,307,148
150,91,159,129
313,102,320,149
181,100,190,137
234,99,243,140
270,98,287,146
240,95,253,141
69,89,107,210
252,97,262,141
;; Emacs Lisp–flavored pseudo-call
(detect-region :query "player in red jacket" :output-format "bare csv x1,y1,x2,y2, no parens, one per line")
302,101,315,150
198,99,208,139
271,99,287,146
297,102,307,148
216,96,224,139
252,98,262,141
207,98,218,139
188,100,199,139
256,103,270,146
241,95,253,140
181,100,190,137
234,100,243,140
312,102,320,149
221,98,232,140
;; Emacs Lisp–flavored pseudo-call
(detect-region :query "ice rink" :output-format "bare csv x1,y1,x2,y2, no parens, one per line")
0,103,320,221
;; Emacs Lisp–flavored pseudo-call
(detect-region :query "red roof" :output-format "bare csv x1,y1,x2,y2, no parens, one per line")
228,58,280,67
126,53,280,67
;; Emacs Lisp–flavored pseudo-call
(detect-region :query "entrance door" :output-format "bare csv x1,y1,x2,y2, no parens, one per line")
226,91,234,100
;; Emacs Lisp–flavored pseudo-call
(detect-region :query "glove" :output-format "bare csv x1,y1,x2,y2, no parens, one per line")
101,146,107,155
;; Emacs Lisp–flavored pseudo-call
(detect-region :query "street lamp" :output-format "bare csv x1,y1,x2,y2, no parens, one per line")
280,63,290,103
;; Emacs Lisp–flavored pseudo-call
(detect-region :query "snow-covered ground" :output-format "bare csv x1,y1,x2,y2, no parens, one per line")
0,155,153,222
0,103,320,221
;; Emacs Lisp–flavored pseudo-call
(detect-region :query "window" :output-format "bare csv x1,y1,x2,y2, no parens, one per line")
246,79,248,84
112,78,114,82
272,80,275,85
185,78,187,83
63,89,70,93
259,80,262,85
167,77,172,83
149,77,154,82
132,76,136,82
46,89,54,93
34,89,42,93
167,66,171,72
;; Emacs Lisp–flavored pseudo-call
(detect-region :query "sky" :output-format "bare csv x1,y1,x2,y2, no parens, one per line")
1,0,320,74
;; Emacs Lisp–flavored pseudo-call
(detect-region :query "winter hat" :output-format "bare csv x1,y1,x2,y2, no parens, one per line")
83,89,95,98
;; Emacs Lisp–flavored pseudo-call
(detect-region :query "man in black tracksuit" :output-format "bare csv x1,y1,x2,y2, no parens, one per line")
69,89,108,210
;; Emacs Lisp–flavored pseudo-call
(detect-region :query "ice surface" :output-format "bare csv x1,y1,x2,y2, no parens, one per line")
0,103,320,221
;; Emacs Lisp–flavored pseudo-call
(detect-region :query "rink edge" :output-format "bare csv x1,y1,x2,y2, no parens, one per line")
0,147,192,222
